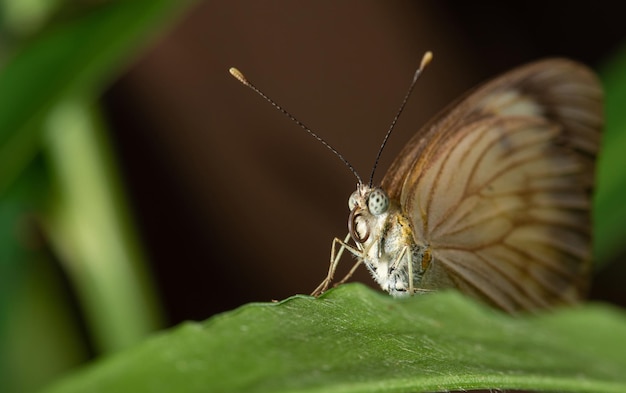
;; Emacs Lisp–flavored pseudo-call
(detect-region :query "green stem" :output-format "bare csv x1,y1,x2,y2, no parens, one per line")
42,98,162,353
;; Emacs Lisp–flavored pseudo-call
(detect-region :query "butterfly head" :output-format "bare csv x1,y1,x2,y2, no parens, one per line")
347,184,391,245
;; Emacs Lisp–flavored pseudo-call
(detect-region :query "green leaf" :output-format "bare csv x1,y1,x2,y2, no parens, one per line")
43,284,626,393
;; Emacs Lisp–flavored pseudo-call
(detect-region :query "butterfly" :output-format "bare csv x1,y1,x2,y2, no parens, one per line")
231,53,603,313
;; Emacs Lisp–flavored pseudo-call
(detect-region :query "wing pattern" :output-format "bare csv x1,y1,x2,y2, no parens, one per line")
382,59,603,312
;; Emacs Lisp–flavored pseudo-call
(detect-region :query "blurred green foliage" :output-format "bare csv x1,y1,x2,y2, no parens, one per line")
594,44,626,263
0,1,194,392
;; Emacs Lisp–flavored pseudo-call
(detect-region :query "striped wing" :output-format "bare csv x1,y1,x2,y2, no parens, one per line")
382,59,603,312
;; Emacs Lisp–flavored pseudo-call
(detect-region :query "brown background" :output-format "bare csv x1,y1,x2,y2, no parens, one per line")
103,1,625,324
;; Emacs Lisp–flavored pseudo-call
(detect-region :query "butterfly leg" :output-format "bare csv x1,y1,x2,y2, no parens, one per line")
333,258,363,287
407,247,414,294
311,234,361,296
331,238,363,287
388,246,414,293
388,246,434,295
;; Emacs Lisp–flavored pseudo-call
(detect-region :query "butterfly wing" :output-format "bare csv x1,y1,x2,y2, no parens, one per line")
381,59,603,312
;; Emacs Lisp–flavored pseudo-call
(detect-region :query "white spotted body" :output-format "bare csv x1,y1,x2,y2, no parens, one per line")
347,184,433,296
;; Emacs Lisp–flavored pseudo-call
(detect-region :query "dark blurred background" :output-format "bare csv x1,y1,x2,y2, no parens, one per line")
101,0,625,325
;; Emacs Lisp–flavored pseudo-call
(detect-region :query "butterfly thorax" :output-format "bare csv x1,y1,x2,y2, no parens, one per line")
347,185,432,296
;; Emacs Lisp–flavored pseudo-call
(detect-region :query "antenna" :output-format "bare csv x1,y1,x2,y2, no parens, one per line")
368,51,433,187
229,67,364,185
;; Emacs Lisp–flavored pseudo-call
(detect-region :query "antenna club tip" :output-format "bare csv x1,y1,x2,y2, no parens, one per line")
229,67,249,85
421,51,433,69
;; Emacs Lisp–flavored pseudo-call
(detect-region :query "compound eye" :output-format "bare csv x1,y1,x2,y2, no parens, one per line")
348,190,359,210
367,189,389,215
